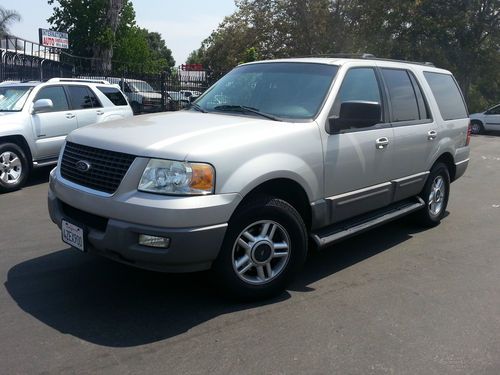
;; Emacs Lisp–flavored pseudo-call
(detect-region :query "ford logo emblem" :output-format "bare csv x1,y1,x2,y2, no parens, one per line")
75,160,91,172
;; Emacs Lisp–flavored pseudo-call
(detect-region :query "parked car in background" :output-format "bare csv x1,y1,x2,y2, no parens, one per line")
0,78,132,192
108,78,164,115
48,57,470,299
167,91,190,109
470,104,500,134
179,90,202,102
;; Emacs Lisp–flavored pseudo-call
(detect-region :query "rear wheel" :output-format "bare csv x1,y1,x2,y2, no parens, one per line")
213,195,308,300
470,121,484,134
0,143,30,193
414,163,450,227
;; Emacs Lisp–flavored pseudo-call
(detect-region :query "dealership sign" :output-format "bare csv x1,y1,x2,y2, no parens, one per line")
38,28,69,49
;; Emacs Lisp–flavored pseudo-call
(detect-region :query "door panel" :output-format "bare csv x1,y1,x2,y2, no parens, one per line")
66,85,101,127
31,85,77,159
324,67,394,224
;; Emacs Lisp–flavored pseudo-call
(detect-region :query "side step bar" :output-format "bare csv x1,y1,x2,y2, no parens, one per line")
311,197,425,249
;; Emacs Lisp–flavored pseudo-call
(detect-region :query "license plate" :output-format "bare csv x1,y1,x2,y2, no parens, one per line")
62,220,86,252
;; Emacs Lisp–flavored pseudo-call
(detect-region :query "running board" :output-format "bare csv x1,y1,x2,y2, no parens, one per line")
311,197,425,249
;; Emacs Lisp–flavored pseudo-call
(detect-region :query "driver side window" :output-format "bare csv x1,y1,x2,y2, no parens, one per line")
35,86,69,112
331,68,381,117
487,105,500,115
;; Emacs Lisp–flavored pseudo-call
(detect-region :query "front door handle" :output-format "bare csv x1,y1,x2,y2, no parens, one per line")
428,130,437,140
96,110,104,116
375,137,389,149
65,113,75,119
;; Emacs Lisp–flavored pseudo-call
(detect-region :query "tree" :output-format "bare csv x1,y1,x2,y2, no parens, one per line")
48,0,131,71
0,6,21,38
146,31,175,69
190,0,499,112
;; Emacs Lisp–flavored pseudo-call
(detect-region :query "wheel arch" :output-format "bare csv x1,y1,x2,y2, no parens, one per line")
433,152,456,182
232,178,312,230
0,135,33,166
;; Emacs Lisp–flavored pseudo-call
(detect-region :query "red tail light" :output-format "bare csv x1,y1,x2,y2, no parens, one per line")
466,120,471,146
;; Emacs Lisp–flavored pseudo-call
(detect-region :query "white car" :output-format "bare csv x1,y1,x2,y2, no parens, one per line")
0,78,133,192
470,103,500,134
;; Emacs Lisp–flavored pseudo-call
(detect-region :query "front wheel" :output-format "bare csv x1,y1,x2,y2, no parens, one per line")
0,143,30,193
213,196,308,300
414,163,450,227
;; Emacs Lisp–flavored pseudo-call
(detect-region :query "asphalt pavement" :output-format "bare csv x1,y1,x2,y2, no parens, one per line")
1,134,499,374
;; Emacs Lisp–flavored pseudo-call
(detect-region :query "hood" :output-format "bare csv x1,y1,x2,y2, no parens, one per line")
66,111,302,161
469,112,484,119
0,111,24,118
135,91,162,99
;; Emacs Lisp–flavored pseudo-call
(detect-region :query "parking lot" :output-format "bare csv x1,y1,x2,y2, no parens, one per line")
0,134,499,374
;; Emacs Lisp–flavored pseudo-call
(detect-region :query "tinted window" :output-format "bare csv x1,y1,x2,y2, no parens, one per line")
382,69,419,122
97,86,128,106
331,68,381,117
67,86,101,109
424,72,468,120
408,73,430,120
35,86,69,112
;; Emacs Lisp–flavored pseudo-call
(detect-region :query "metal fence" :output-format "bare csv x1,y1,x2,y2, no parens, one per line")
0,35,224,114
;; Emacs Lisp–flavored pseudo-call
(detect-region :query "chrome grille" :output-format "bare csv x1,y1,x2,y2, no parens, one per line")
61,142,135,194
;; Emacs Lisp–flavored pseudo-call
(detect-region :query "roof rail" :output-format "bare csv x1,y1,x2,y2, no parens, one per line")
296,53,435,67
47,78,111,85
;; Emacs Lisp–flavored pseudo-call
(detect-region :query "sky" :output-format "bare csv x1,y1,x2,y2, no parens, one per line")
4,0,236,65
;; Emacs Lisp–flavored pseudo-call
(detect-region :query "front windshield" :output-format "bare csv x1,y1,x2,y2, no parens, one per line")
129,81,155,92
195,62,339,120
0,86,33,112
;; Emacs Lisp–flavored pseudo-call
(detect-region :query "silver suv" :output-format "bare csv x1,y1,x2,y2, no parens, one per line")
48,57,471,299
0,78,133,192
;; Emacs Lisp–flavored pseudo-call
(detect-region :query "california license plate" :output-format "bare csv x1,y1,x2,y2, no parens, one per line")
62,220,86,252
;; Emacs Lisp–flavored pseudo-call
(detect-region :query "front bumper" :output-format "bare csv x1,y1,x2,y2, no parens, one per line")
48,168,241,272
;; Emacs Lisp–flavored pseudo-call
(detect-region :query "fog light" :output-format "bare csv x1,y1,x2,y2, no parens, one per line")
138,234,170,248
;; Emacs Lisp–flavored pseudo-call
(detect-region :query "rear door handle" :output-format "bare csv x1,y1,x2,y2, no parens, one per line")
428,130,437,140
376,137,389,149
96,110,104,116
65,113,75,119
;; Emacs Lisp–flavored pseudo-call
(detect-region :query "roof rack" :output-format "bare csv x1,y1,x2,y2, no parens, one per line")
47,78,111,84
297,53,435,67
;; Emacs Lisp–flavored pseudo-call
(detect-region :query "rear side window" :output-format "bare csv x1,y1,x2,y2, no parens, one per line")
66,86,102,109
381,69,421,122
97,86,128,106
423,72,468,120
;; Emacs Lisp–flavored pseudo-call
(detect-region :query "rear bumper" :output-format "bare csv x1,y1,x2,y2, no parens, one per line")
454,158,469,181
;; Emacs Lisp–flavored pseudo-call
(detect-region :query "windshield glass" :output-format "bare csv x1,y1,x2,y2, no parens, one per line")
0,86,33,112
196,62,339,120
129,81,155,92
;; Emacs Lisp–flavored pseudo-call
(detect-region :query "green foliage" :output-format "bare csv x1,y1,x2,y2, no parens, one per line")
189,0,500,112
47,0,175,73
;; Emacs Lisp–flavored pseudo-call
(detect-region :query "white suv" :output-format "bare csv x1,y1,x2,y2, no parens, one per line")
0,78,133,192
470,103,500,134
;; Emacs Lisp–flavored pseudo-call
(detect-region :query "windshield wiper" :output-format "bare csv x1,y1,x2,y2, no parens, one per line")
213,105,281,121
189,103,207,113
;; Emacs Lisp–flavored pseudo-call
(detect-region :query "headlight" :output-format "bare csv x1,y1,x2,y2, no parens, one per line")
138,159,214,195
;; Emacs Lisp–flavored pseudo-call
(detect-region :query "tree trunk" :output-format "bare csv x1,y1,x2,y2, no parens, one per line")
91,0,124,72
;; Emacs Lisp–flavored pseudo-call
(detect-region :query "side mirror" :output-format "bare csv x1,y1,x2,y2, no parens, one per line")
32,99,54,114
327,101,381,134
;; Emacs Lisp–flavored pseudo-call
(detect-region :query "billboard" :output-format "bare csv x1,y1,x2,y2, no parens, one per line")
38,28,69,49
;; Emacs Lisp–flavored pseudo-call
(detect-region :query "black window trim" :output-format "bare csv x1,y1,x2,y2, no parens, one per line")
33,84,71,113
64,84,103,110
327,66,392,134
378,67,434,127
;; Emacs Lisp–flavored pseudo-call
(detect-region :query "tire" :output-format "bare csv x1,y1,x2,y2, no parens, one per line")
131,102,141,115
213,195,308,300
414,162,450,227
0,143,30,193
470,121,484,135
